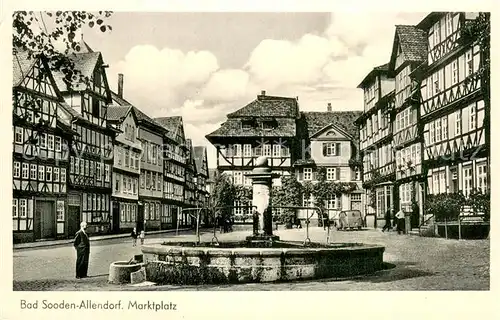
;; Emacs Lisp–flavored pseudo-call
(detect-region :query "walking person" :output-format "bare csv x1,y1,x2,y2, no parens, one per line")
395,209,405,235
139,230,145,245
74,222,90,279
382,208,392,232
131,227,138,247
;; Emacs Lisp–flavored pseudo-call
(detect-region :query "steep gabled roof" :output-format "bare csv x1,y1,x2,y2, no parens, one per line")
12,50,37,87
110,91,166,132
53,52,103,92
155,116,182,133
107,105,132,122
389,25,428,72
206,118,297,139
193,146,207,175
300,111,362,140
227,94,299,118
357,63,390,89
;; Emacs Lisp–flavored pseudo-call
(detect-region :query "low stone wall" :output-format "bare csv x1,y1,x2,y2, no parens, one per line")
142,243,385,285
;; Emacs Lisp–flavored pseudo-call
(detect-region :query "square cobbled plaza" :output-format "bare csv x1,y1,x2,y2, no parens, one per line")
13,227,489,291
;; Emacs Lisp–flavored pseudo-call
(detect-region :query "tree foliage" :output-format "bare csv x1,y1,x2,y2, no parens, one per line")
209,174,236,219
425,192,465,221
13,11,113,86
272,175,303,226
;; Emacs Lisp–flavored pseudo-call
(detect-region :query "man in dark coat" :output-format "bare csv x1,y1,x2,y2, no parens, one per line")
74,222,90,279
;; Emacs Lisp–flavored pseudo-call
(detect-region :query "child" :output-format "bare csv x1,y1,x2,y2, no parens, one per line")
131,227,138,247
139,230,145,245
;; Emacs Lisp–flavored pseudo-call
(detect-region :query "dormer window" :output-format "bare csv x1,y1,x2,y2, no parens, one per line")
262,120,275,131
242,120,253,130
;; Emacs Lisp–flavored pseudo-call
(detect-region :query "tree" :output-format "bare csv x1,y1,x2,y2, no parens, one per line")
13,11,113,86
272,176,303,228
209,173,237,222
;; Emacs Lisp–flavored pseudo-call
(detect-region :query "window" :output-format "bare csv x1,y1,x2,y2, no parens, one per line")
439,171,446,194
435,119,442,142
477,163,488,193
242,121,252,130
84,160,89,176
355,168,361,181
303,194,313,207
451,60,459,85
15,127,23,144
272,144,281,157
262,121,274,130
30,164,37,179
470,104,476,131
429,122,435,144
442,117,448,140
13,199,18,218
433,72,440,94
463,167,473,197
433,22,441,46
80,159,84,175
455,110,462,136
326,168,337,181
303,168,312,181
40,133,47,149
323,143,338,157
12,161,21,178
465,50,473,77
56,200,65,221
115,175,120,192
46,166,52,182
234,144,242,157
53,167,59,182
55,136,62,152
20,163,29,179
125,149,129,167
105,164,110,182
96,163,102,181
243,144,252,157
48,135,54,150
60,168,66,183
38,165,45,181
263,144,271,157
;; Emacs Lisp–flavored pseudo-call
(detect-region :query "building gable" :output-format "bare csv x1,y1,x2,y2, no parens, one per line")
310,123,354,141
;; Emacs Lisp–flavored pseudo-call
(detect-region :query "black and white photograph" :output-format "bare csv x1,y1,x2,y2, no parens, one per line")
3,3,497,319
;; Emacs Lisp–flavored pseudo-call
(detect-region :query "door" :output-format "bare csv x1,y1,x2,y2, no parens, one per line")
137,204,144,231
112,201,120,233
37,200,55,239
67,206,80,238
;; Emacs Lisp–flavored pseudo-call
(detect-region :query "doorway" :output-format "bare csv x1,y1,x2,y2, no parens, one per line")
67,205,80,238
137,204,144,232
36,200,55,240
112,201,120,233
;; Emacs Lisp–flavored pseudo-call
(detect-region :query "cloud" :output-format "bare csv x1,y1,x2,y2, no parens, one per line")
106,12,428,166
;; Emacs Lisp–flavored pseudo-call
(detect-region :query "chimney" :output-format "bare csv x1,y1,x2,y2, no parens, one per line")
327,102,332,112
118,74,124,98
261,90,266,96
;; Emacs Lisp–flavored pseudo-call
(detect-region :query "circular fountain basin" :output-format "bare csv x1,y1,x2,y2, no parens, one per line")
141,240,385,285
108,261,142,284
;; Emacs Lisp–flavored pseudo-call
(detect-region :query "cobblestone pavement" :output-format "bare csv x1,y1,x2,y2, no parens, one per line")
13,227,489,291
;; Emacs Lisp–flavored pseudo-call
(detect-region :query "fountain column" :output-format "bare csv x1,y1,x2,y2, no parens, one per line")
245,156,280,242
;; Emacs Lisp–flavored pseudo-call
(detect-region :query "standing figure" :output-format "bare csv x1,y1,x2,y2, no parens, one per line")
130,227,138,247
395,209,405,235
382,208,392,232
74,222,90,279
139,230,145,245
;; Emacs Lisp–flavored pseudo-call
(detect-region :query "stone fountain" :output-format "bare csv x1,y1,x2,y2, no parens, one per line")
141,157,385,285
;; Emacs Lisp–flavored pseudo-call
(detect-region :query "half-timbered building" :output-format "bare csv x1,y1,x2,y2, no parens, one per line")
355,64,396,228
206,91,299,216
52,47,116,236
193,146,209,207
296,107,363,223
107,101,142,233
388,25,428,228
155,116,189,229
416,13,488,214
184,139,198,225
12,51,75,243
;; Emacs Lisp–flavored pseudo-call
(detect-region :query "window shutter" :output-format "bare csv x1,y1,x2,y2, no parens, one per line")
336,168,340,181
298,170,303,181
312,170,317,181
336,143,341,156
323,143,327,156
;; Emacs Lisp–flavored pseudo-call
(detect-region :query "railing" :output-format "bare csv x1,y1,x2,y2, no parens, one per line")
271,206,326,245
421,72,482,118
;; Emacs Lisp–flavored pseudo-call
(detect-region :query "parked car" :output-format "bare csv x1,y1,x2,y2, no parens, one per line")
337,210,363,230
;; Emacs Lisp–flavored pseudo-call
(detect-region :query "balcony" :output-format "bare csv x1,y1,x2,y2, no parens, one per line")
421,72,482,118
428,28,461,66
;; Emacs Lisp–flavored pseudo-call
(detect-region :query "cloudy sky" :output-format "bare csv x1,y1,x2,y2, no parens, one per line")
79,12,428,167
